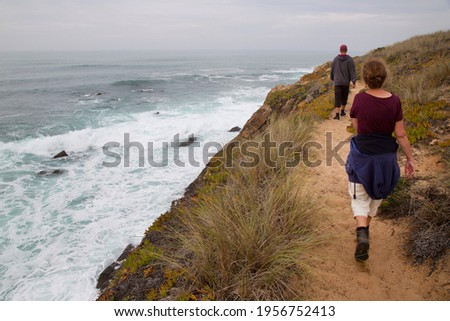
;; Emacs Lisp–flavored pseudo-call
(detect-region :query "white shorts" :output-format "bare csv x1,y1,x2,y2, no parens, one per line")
348,182,383,217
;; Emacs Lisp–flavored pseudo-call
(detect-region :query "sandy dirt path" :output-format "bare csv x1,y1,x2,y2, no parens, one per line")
301,82,449,300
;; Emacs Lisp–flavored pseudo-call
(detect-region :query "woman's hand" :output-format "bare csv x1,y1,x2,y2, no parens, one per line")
405,159,415,178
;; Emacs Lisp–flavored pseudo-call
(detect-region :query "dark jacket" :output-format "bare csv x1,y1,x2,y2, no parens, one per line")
346,137,400,200
331,54,356,86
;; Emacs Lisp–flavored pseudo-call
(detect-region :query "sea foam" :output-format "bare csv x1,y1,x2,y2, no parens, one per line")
0,51,318,300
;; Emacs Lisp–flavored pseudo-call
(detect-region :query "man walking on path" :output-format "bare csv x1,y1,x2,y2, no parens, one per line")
331,44,356,120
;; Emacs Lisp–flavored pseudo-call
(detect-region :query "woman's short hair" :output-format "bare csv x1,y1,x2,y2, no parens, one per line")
362,58,388,89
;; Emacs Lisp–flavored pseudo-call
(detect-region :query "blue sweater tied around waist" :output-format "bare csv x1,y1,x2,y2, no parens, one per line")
346,135,400,200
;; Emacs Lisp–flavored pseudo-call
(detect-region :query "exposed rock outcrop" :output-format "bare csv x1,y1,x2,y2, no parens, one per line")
174,134,197,147
53,150,68,159
97,244,134,291
238,105,272,139
37,169,66,176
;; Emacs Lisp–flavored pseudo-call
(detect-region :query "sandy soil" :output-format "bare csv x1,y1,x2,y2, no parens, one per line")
300,82,449,300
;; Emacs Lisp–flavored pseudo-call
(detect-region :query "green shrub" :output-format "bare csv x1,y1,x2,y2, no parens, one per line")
120,241,161,274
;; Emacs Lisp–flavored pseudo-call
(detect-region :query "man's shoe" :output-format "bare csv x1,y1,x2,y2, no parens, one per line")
355,227,369,261
333,114,340,120
340,110,346,116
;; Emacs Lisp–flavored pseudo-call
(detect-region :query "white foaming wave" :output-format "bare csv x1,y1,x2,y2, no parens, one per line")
259,74,280,81
215,86,269,106
0,110,196,157
0,88,262,300
216,96,234,105
0,127,120,157
0,153,205,300
0,100,261,300
0,113,32,119
207,75,234,82
232,86,270,99
0,98,258,159
272,67,314,74
199,68,244,74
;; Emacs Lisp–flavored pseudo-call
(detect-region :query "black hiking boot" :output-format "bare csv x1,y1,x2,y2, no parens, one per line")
340,110,346,116
355,227,370,261
333,113,340,120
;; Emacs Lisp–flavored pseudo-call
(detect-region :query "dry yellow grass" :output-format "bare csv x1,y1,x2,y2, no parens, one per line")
171,115,320,300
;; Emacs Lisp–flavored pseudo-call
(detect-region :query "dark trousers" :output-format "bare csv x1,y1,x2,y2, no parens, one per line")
334,85,350,107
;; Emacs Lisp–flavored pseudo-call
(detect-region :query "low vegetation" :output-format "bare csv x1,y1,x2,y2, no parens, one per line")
379,178,449,270
171,115,320,300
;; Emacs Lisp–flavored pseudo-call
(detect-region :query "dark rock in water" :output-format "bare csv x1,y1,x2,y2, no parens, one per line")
53,150,68,159
229,126,241,132
172,134,197,147
96,244,134,291
179,135,196,147
37,169,66,176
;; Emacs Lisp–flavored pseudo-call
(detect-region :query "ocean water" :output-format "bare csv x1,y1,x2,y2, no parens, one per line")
0,51,329,300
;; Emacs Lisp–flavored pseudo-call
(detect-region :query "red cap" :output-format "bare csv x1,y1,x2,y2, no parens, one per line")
340,44,348,52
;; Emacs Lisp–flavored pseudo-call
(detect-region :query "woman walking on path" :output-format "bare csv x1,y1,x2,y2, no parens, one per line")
346,58,415,261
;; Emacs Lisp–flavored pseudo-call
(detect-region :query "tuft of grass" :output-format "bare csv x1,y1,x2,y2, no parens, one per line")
394,61,450,105
407,186,450,266
379,178,449,268
379,177,415,218
170,115,319,300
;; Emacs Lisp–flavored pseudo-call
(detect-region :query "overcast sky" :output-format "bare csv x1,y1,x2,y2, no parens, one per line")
0,0,449,53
